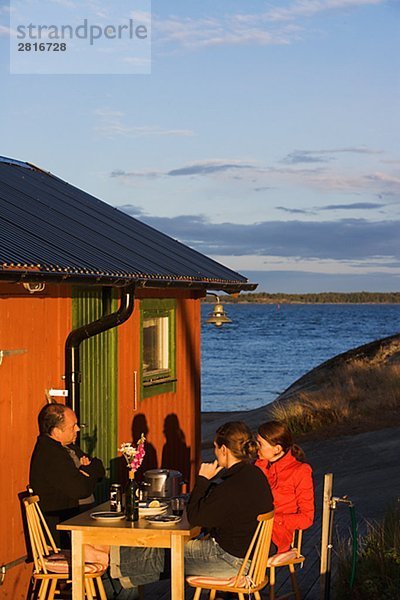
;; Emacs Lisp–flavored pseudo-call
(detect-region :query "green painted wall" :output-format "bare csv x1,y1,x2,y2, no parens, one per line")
72,287,118,483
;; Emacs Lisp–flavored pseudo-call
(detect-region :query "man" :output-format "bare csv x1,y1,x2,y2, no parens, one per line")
30,403,105,547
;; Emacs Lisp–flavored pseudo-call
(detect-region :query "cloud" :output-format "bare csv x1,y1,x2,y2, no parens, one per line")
154,1,384,51
267,167,400,197
119,211,400,263
110,169,163,180
275,206,311,214
110,159,258,180
94,109,194,138
241,270,400,294
319,202,385,210
282,152,331,164
254,186,274,192
0,25,19,38
154,16,302,50
168,160,255,176
115,204,145,217
264,0,384,23
282,147,382,164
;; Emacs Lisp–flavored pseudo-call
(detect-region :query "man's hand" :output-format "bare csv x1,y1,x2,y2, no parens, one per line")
198,460,223,480
80,456,91,466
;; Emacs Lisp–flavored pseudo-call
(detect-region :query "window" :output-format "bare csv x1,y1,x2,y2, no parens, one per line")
141,299,176,397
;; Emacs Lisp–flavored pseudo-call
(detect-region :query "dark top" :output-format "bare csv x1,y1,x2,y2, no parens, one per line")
29,435,105,544
187,461,274,558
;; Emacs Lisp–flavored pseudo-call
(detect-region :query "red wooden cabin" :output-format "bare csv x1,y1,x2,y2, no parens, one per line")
0,156,255,598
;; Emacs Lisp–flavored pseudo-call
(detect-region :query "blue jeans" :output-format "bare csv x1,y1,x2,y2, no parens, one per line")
114,546,164,587
185,537,243,578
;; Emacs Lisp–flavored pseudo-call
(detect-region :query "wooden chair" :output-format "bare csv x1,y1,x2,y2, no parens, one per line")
267,530,305,600
186,510,274,600
23,494,107,600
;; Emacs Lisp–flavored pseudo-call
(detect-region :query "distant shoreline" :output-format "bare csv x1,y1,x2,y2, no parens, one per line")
203,292,400,304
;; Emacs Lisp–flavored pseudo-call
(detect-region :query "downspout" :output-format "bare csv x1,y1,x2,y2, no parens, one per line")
64,285,135,420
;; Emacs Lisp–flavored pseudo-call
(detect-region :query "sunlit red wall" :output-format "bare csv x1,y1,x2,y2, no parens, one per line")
0,283,203,597
117,289,203,490
0,282,72,599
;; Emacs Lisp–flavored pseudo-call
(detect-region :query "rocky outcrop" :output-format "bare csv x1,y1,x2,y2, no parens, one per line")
276,331,400,403
201,332,400,454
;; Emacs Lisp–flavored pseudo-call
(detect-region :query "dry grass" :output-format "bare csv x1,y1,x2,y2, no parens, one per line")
334,502,400,599
272,361,400,437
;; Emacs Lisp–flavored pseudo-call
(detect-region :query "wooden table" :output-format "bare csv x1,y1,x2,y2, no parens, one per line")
58,503,200,600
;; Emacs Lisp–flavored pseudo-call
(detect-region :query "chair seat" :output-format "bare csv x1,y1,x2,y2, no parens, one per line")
267,549,304,567
44,552,105,575
187,575,242,587
187,574,260,591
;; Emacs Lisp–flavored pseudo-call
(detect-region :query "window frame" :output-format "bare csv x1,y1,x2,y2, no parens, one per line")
140,298,176,398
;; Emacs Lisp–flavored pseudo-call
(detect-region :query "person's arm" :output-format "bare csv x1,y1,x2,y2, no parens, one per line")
47,446,104,500
79,455,105,479
69,444,105,480
276,464,314,531
187,460,228,528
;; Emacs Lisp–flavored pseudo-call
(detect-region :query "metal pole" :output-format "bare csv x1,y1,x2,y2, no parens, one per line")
320,473,333,599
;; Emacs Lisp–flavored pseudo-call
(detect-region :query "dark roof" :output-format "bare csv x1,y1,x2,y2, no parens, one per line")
0,157,256,292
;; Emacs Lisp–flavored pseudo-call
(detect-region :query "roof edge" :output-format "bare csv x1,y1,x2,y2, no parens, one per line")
0,270,258,293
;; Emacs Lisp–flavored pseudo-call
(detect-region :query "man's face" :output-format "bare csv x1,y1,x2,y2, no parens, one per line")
56,408,80,445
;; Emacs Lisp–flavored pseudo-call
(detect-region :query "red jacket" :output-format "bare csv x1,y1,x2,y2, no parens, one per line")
255,450,314,553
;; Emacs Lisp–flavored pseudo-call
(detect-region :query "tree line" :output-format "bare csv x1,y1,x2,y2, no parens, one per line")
205,292,400,304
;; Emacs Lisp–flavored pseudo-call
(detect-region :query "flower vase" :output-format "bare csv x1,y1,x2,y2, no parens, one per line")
125,470,139,522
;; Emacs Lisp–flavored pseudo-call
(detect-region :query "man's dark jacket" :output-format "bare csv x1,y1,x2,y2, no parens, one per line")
29,435,105,544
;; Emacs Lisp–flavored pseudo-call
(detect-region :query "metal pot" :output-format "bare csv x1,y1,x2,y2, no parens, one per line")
143,469,183,498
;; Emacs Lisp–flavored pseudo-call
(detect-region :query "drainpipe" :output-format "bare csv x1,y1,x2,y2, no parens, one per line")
64,285,135,420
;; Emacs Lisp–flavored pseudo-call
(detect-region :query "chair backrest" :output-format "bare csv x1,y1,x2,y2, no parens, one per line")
291,529,303,559
235,510,274,587
23,494,59,575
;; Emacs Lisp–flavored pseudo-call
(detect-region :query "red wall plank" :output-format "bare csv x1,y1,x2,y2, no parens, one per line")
0,283,71,597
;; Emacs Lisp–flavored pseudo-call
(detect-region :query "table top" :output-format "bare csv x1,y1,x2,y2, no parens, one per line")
58,501,199,537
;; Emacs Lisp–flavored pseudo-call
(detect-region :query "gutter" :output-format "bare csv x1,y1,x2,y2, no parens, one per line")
64,285,135,420
0,270,257,293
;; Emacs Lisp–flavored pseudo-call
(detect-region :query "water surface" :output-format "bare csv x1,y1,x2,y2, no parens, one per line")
201,304,400,412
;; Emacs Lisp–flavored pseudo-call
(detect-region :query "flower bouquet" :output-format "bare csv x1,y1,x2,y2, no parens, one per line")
118,434,146,475
118,434,146,522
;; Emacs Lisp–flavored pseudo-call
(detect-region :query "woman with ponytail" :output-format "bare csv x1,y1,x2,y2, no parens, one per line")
185,421,274,577
255,421,314,554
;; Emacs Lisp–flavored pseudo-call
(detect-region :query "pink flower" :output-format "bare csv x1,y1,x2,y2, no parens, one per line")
118,434,146,473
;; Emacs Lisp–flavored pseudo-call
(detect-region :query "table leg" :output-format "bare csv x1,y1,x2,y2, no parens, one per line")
71,530,85,600
170,534,185,600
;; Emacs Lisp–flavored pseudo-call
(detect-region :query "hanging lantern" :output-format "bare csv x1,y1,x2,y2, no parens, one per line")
205,298,232,327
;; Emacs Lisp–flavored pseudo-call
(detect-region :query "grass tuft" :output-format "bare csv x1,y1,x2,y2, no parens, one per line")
334,502,400,600
272,362,400,436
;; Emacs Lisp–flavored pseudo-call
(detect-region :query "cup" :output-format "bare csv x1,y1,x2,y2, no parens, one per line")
171,497,185,517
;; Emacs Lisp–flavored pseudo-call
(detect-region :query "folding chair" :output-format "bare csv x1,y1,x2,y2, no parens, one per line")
23,494,107,600
268,530,305,600
186,510,274,600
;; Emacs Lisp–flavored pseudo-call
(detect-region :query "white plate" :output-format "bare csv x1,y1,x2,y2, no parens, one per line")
145,514,182,526
90,511,125,521
138,502,168,517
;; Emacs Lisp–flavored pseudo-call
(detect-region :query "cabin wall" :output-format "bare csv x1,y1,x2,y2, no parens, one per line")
0,283,203,598
0,283,72,599
118,290,202,489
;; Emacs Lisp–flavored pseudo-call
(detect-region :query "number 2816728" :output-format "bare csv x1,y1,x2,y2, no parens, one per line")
18,42,67,51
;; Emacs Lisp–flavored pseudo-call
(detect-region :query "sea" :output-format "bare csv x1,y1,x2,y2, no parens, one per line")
200,303,400,412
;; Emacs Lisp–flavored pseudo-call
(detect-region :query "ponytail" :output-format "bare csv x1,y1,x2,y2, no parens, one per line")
215,421,258,461
291,443,306,463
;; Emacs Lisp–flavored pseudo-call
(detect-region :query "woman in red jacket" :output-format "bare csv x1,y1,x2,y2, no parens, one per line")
255,421,314,554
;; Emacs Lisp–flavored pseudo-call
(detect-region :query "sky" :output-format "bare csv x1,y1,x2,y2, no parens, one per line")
1,0,399,293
